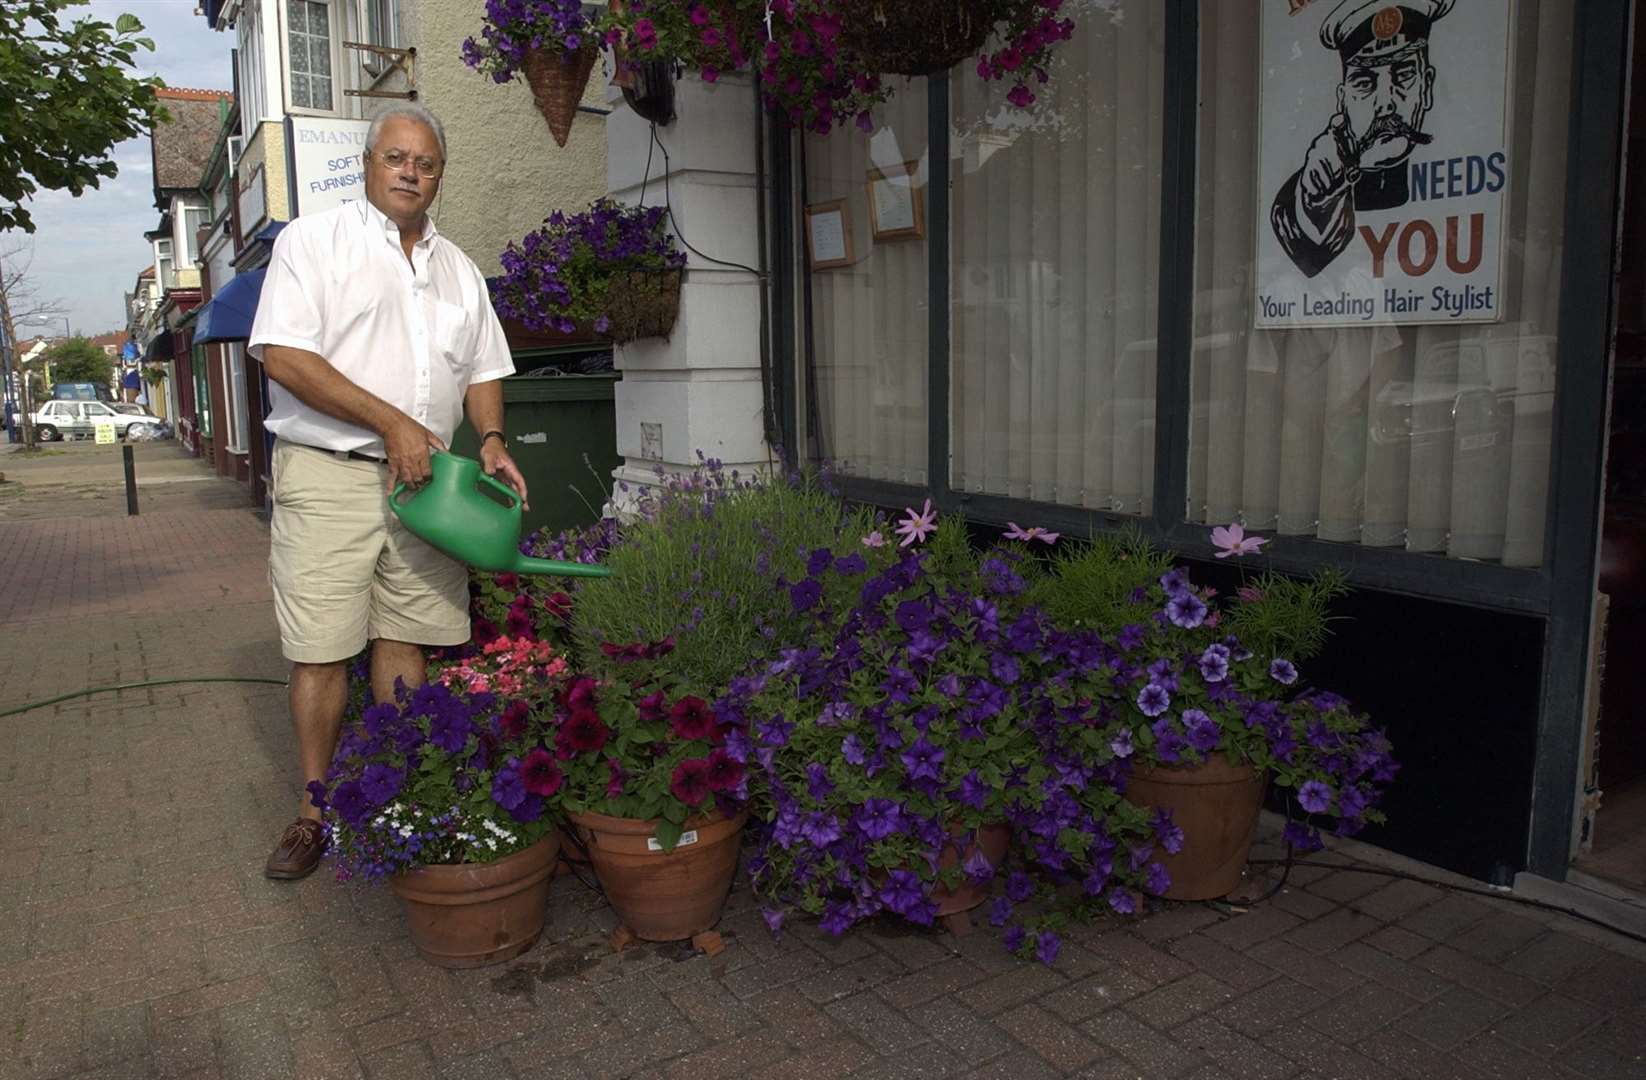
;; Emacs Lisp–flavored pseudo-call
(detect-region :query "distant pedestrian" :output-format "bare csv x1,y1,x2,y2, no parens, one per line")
4,400,16,444
248,103,524,880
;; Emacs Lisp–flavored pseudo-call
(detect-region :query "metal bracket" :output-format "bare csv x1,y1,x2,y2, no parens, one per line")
342,42,416,99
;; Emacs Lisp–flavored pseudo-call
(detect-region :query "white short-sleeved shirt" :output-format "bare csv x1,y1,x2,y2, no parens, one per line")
248,199,514,456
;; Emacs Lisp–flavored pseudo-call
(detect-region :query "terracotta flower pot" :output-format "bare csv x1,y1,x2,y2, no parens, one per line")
1126,754,1266,901
389,833,558,968
567,809,748,942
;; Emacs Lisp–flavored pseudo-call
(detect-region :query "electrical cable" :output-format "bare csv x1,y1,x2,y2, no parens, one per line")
1242,855,1646,947
648,124,765,278
0,676,289,718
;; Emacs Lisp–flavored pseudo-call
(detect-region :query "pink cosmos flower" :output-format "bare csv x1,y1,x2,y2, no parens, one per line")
1004,522,1061,544
861,530,887,549
1210,522,1268,558
894,499,938,547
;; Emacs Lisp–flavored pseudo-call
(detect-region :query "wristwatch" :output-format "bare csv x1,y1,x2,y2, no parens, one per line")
480,430,506,448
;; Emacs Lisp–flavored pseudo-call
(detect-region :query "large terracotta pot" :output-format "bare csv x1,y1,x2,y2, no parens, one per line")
931,822,1011,917
567,809,748,942
389,833,558,968
1126,755,1266,901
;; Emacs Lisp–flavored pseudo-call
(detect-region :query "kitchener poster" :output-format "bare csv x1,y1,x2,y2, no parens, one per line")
1255,0,1512,329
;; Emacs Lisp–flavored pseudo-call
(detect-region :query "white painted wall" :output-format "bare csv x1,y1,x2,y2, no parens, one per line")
604,72,772,499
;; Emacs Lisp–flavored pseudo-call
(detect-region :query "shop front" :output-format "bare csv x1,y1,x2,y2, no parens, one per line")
758,0,1628,889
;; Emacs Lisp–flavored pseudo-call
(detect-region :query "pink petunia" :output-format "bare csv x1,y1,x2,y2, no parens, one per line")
1210,522,1268,559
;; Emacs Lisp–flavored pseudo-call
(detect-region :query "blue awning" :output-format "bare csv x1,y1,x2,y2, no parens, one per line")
194,268,266,345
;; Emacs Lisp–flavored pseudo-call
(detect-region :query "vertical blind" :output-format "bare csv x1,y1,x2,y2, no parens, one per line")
950,1,1164,515
805,85,930,487
1189,0,1572,567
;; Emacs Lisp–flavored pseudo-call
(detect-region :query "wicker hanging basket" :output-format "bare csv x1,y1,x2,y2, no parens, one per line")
835,0,1013,77
600,269,682,344
521,42,599,148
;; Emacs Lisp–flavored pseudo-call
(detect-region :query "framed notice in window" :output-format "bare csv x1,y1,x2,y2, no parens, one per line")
805,199,853,270
867,160,924,242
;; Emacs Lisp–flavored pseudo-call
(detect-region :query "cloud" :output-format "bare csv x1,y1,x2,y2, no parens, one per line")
1,0,232,335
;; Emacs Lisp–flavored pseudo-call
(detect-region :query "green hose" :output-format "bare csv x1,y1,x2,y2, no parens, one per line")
0,676,289,718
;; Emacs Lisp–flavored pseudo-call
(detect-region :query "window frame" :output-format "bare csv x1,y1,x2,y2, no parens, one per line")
773,0,1630,881
178,201,211,266
359,0,398,78
281,0,344,117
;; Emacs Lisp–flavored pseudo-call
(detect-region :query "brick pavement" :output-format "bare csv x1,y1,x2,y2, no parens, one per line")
3,464,1645,1080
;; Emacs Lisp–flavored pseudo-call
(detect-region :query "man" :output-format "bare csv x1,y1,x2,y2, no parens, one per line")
1271,0,1454,278
250,104,528,879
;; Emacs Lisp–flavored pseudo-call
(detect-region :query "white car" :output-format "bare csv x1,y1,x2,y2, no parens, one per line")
31,399,164,441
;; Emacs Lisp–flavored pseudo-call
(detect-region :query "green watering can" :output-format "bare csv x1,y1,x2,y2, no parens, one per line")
388,450,612,578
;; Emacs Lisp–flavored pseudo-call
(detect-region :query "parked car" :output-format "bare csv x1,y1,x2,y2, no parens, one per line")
31,399,164,441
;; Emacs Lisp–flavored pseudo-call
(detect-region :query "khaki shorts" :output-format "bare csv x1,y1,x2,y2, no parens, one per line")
269,441,470,664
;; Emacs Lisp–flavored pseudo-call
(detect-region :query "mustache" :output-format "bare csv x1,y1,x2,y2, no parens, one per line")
1357,113,1432,154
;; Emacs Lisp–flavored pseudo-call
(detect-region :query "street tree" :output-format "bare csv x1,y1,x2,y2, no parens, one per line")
0,1,166,234
0,240,67,448
39,337,113,386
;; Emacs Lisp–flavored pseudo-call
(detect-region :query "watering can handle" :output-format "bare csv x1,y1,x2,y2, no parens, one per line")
479,470,522,509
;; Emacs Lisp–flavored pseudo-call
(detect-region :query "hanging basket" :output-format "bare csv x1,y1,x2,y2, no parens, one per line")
521,42,599,148
600,268,682,344
835,0,1014,77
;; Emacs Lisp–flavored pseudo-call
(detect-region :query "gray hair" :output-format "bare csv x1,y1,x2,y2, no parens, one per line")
366,104,447,162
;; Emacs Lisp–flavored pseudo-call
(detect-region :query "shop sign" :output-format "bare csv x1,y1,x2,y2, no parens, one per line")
287,116,370,217
1256,0,1511,328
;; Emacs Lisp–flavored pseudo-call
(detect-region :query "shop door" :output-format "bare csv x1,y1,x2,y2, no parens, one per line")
1583,2,1646,892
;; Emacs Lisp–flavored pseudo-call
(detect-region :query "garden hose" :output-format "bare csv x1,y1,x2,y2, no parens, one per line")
0,676,289,718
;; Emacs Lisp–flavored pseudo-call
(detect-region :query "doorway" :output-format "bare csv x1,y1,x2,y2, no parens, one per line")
1582,0,1646,892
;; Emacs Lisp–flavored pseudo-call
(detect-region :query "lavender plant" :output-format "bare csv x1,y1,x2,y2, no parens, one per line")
568,455,893,696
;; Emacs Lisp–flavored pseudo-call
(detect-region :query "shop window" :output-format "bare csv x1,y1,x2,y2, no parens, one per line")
287,0,337,113
950,0,1164,514
1188,0,1573,568
194,345,213,440
801,82,930,486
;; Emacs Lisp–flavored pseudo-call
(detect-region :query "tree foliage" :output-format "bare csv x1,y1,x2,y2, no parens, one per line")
0,1,166,234
38,336,113,386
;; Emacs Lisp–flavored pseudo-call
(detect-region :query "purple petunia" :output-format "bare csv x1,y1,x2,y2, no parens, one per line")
1136,683,1171,718
1283,821,1324,852
1182,709,1221,754
1005,871,1035,902
842,734,867,766
1270,658,1299,685
806,762,835,800
900,738,945,783
1144,861,1171,895
801,812,842,847
987,896,1014,927
1109,887,1137,915
762,908,785,937
854,798,901,840
1110,727,1134,758
1198,643,1230,682
1166,592,1208,629
428,708,473,754
878,869,926,917
789,578,822,612
1003,925,1027,952
962,845,997,884
491,762,526,812
1034,930,1061,966
1297,779,1333,814
359,763,404,806
956,770,991,809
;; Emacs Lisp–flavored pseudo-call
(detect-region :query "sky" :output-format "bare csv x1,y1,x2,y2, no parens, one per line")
6,1,233,341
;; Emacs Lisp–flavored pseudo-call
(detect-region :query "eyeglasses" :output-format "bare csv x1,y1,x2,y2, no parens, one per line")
366,148,442,179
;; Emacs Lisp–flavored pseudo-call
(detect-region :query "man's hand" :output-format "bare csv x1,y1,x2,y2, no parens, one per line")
383,412,445,494
1299,112,1358,221
480,437,530,510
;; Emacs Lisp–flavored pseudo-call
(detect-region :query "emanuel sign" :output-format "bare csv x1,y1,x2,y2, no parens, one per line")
1255,0,1512,328
287,116,371,217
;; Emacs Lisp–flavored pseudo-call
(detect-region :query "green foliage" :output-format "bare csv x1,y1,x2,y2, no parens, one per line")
0,1,167,233
40,336,112,385
1223,568,1349,662
1025,528,1173,630
569,463,892,695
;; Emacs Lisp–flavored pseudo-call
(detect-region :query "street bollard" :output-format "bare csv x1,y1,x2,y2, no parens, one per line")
123,444,138,516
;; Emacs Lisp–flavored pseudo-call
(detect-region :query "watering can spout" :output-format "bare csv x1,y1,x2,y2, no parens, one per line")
388,450,614,578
